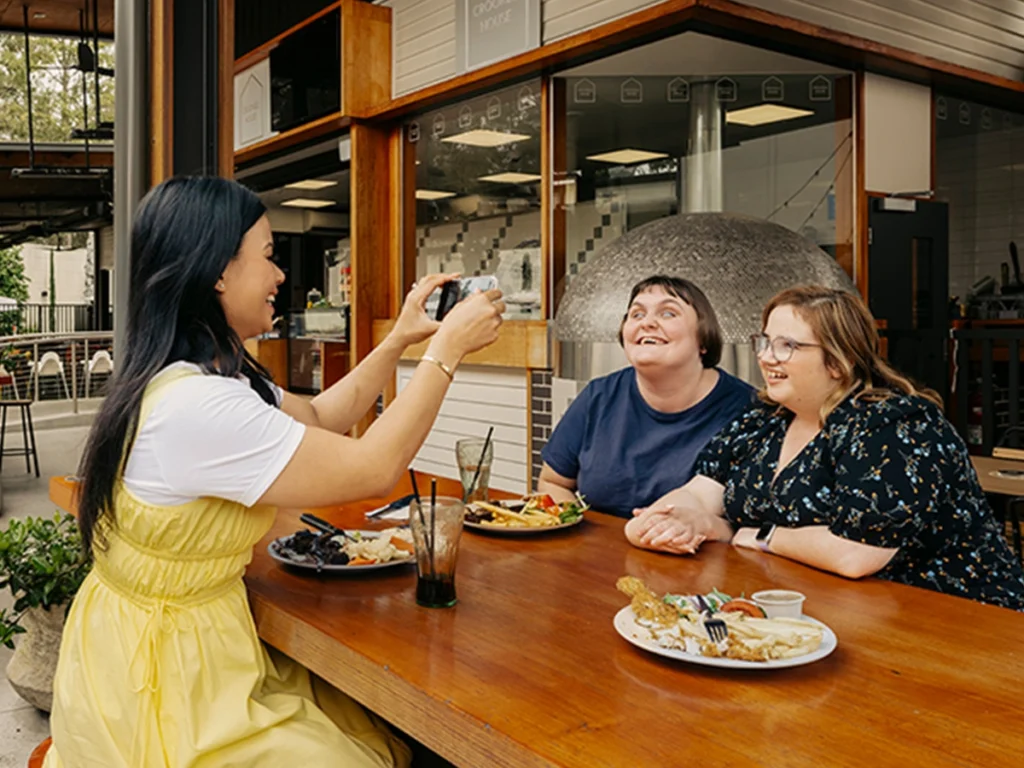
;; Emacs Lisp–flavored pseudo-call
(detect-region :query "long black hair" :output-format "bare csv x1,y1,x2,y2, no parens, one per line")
78,176,276,553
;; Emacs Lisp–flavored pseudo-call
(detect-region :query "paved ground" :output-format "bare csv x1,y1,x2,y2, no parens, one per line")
0,425,91,767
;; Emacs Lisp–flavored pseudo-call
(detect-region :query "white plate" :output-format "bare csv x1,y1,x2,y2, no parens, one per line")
268,530,415,573
613,606,838,670
463,513,584,535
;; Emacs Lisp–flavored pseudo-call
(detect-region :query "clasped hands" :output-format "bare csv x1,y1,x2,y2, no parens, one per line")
626,504,741,555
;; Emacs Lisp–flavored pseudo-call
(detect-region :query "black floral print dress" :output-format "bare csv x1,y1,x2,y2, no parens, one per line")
694,394,1024,611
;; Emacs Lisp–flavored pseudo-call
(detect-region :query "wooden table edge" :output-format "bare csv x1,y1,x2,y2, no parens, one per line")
250,594,558,768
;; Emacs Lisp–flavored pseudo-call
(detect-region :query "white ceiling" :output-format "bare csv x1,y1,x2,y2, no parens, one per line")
559,32,850,77
258,169,350,211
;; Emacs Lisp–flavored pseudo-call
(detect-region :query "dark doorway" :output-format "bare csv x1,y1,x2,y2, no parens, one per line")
868,197,950,400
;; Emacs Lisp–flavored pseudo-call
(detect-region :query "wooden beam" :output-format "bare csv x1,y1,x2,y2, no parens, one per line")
390,125,415,317
833,74,854,281
374,320,550,370
234,112,351,168
149,0,174,185
219,0,235,178
341,0,392,116
549,79,567,317
855,72,868,300
0,150,112,168
350,122,394,433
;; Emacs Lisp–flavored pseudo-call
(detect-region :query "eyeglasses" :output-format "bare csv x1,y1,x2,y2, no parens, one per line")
750,333,821,362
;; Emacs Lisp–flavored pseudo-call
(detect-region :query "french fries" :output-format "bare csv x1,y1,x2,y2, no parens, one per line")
472,501,562,528
619,576,824,661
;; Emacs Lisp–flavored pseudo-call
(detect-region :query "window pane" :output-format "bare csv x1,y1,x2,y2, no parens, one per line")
406,80,542,319
554,35,853,295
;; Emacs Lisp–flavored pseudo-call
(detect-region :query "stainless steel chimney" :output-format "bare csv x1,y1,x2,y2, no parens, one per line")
552,212,857,386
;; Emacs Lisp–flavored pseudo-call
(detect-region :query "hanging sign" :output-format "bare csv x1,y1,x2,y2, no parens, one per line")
456,0,540,74
518,85,537,112
407,122,420,143
573,78,596,104
959,103,971,125
715,77,737,102
620,78,643,104
234,59,275,150
486,96,502,121
667,77,690,103
935,97,947,120
432,113,446,138
762,76,784,101
809,76,832,101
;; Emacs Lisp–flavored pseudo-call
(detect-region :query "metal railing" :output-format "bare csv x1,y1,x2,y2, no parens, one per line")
0,331,114,413
952,327,1024,454
0,303,96,335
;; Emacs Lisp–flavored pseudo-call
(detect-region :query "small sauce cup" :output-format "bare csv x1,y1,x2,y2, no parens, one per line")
752,589,806,619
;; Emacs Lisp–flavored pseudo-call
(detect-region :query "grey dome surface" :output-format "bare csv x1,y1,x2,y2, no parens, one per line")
554,212,856,344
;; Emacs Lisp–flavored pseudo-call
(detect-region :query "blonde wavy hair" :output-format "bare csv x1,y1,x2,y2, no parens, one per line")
759,285,942,422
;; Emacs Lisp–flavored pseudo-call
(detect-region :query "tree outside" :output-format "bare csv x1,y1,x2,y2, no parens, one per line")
0,33,114,143
0,246,29,335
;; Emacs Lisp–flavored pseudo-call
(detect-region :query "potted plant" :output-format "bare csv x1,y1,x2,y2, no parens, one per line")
0,512,90,711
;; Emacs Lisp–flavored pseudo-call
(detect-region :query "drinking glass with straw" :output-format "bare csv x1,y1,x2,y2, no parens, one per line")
457,426,494,504
408,470,464,608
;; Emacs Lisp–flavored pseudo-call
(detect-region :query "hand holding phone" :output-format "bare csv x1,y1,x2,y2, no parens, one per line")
432,276,500,321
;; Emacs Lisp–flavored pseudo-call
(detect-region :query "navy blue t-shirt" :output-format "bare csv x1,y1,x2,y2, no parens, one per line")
541,368,754,518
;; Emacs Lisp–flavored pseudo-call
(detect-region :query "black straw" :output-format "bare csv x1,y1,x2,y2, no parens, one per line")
464,426,494,502
410,469,430,574
409,469,422,505
429,478,438,577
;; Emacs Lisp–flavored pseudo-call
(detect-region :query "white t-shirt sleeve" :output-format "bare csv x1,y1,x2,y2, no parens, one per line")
123,373,306,507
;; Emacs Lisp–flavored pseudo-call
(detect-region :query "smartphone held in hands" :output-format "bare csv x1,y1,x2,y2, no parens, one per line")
427,276,499,320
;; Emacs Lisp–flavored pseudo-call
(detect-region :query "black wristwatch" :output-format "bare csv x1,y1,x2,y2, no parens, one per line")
755,522,777,553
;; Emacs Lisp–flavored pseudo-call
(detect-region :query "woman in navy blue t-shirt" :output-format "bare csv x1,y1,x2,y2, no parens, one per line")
539,276,753,519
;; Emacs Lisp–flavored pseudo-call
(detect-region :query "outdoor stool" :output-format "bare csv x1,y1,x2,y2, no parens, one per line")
0,399,40,477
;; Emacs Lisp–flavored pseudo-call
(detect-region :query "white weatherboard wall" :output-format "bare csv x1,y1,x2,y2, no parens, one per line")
397,362,529,494
380,0,457,97
380,0,1024,96
863,73,932,195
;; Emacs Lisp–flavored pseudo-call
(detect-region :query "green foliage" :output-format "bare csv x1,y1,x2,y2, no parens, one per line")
0,344,29,370
0,33,115,143
0,513,91,649
0,246,28,336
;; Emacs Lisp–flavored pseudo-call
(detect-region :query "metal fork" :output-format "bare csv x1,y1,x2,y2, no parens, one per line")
705,619,728,643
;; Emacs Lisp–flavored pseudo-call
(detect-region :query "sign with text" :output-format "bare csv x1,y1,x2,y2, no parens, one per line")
456,0,540,74
234,59,276,150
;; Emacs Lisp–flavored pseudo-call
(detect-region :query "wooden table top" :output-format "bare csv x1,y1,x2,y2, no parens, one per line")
243,476,1024,768
973,455,1024,497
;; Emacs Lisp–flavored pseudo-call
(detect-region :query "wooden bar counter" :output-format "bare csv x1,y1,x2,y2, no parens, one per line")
48,475,1024,765
243,476,1024,768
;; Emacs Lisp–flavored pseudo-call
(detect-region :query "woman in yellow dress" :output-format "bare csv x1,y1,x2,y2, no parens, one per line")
45,176,504,767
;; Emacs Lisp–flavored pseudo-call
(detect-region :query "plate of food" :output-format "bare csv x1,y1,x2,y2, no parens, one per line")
614,576,837,670
268,527,415,572
464,493,588,534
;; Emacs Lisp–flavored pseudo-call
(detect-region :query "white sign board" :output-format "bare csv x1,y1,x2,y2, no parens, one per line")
234,58,276,150
456,0,540,74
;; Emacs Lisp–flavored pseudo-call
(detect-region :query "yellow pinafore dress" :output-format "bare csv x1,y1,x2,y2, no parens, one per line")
45,368,411,768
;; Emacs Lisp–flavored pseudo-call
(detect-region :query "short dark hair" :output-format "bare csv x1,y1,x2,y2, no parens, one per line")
618,275,723,368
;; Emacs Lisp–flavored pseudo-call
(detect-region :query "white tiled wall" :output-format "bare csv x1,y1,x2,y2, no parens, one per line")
936,126,1024,301
397,362,530,493
416,211,541,277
